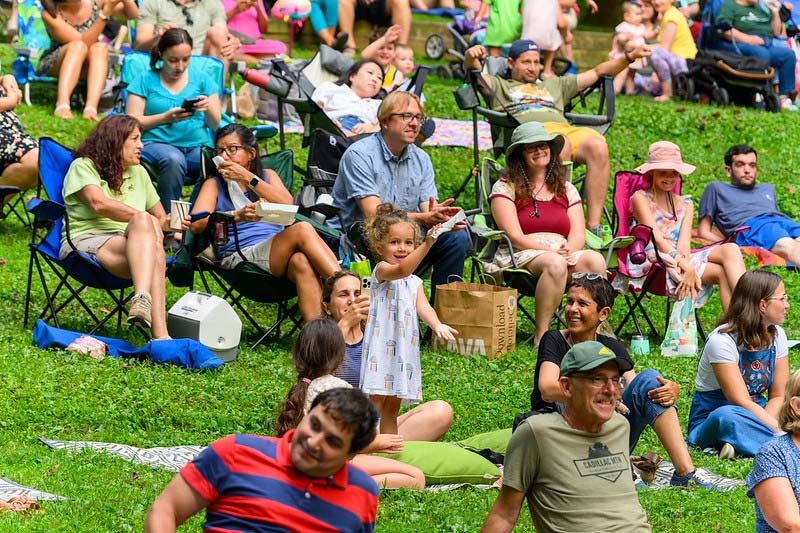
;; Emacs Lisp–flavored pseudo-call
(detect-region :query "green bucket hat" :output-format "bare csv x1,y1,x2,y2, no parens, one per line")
505,122,565,158
559,340,625,377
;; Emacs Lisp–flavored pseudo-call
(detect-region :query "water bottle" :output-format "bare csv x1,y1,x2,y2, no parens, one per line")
601,224,613,246
629,238,646,264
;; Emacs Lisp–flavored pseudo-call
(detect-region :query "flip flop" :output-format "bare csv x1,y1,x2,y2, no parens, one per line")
332,32,349,52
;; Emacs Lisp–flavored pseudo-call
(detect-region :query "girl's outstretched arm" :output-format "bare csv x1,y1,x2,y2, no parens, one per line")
374,225,442,283
415,286,457,341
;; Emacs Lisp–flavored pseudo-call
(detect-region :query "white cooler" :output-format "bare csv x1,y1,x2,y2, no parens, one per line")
167,291,242,362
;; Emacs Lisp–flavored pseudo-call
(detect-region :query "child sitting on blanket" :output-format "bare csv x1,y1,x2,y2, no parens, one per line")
275,318,426,490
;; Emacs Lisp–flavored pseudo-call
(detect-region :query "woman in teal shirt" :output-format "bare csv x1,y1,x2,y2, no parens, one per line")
126,28,221,215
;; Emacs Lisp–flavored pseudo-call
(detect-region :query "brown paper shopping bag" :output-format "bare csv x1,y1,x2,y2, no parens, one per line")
433,280,517,358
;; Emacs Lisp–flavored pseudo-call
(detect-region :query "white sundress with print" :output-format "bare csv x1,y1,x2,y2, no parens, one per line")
359,269,423,405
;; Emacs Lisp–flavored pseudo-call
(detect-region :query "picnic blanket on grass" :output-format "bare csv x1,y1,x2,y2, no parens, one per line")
40,438,744,491
265,118,493,151
0,478,68,502
32,319,224,370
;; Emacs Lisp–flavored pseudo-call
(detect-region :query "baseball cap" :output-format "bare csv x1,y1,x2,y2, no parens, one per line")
559,340,627,377
508,39,540,60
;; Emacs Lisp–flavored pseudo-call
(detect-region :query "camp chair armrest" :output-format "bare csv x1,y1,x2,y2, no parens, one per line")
564,113,610,127
27,198,65,221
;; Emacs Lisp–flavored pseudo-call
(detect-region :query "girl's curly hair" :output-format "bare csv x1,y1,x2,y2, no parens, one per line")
73,115,141,194
363,202,421,257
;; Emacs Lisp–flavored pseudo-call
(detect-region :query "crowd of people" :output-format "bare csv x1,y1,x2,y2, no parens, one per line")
5,0,800,530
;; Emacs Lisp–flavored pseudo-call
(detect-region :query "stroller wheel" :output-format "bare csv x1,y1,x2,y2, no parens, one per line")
711,87,729,106
673,73,694,101
425,34,447,60
436,64,454,79
765,93,781,113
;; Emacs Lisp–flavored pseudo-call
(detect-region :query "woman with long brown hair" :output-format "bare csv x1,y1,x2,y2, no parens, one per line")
688,269,790,458
60,114,174,339
489,122,605,346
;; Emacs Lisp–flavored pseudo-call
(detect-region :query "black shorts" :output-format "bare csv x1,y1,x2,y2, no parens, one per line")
355,0,390,25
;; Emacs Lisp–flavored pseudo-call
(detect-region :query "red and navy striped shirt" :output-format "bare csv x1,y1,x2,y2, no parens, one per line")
181,431,379,532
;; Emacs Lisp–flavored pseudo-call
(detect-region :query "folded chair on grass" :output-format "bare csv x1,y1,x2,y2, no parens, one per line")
610,170,744,339
186,148,305,348
23,137,146,337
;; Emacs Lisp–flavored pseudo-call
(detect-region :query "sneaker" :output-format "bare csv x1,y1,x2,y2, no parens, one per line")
718,442,735,460
670,467,722,490
127,293,152,328
589,224,603,239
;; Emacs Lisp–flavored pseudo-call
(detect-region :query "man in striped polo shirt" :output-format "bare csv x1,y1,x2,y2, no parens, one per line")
144,388,380,532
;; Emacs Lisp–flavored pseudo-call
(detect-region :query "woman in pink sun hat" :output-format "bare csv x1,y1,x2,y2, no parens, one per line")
627,140,744,310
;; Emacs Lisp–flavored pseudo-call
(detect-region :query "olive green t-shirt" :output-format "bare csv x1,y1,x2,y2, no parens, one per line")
61,157,160,243
487,75,578,125
504,412,651,533
139,0,227,54
716,0,773,37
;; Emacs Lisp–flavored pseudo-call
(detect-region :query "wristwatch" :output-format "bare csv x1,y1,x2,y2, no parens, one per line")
248,175,261,190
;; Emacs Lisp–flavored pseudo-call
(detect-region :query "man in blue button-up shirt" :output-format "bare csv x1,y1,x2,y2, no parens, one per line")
331,91,469,304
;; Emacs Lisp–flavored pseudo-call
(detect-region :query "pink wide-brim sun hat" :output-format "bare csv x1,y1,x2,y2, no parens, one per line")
635,141,696,175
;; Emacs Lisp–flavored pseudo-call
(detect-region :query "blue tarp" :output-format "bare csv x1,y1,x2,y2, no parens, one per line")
32,320,224,370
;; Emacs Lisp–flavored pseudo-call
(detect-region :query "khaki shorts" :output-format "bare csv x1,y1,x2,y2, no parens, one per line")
543,122,605,160
219,236,275,273
59,232,123,260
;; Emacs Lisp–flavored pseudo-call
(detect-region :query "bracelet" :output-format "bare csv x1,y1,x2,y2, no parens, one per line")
668,249,681,258
98,11,109,20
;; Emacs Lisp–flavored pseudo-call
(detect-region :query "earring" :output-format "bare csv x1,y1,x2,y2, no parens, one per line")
154,59,164,69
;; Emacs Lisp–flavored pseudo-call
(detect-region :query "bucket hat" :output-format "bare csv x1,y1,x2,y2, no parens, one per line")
505,122,565,158
635,141,696,175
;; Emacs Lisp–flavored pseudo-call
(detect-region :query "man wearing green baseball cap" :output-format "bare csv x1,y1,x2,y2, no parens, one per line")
482,341,650,532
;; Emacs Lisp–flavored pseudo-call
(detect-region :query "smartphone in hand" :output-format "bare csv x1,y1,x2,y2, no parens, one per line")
181,97,201,112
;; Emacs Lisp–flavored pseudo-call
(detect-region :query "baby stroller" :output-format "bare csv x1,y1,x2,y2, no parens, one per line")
426,16,485,80
675,0,781,111
673,49,778,111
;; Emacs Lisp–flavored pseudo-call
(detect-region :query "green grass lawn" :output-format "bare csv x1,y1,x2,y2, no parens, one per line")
2,42,800,531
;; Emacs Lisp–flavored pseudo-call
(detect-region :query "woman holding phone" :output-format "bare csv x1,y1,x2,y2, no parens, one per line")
126,28,221,219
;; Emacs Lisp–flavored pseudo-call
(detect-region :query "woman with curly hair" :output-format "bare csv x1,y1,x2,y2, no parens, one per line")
489,121,605,346
60,114,175,339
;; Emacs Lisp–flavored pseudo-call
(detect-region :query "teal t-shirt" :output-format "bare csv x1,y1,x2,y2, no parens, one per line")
62,157,161,243
127,65,217,148
716,0,772,36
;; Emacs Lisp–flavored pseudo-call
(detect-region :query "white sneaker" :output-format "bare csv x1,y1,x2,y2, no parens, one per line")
718,442,735,460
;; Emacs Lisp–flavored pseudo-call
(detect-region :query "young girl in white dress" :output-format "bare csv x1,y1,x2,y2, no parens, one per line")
360,203,458,435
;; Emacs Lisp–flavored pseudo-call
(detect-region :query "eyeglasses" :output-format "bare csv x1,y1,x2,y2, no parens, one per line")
766,294,789,303
571,272,603,281
523,142,550,153
215,145,246,157
572,375,623,389
391,113,426,124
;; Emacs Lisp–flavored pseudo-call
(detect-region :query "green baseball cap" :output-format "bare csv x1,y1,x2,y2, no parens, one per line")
559,340,623,377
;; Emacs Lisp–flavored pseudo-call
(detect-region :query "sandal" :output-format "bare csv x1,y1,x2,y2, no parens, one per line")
332,32,349,52
54,103,73,120
82,106,100,121
342,45,356,58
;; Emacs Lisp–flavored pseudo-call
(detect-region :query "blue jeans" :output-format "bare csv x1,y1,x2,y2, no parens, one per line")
622,368,672,454
713,38,796,95
418,228,470,306
309,0,338,33
141,142,202,212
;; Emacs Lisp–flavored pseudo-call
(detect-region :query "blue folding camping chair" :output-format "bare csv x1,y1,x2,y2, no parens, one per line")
23,137,145,336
